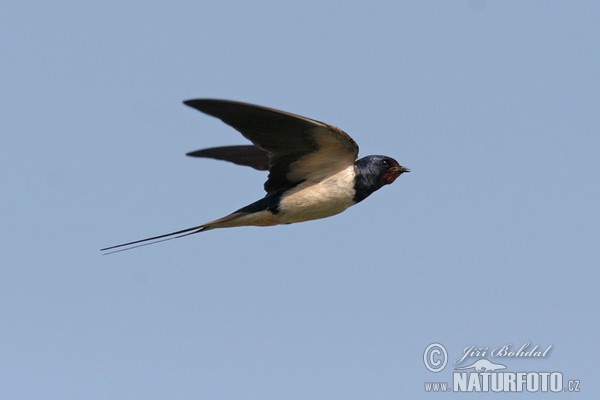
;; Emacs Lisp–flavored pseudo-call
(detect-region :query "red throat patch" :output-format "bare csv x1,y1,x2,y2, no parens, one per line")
382,170,400,185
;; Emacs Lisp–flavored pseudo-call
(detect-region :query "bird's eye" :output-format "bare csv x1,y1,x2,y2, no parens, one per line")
381,159,389,167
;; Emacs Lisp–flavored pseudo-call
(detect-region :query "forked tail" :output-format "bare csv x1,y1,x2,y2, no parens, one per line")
100,225,209,254
101,210,260,254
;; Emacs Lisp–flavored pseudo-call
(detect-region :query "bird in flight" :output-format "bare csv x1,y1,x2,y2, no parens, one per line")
101,99,409,253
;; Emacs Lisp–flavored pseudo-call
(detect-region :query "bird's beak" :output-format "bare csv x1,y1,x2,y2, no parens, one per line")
390,166,410,174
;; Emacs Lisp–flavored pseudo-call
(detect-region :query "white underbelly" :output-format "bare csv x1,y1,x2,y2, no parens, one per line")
277,166,356,223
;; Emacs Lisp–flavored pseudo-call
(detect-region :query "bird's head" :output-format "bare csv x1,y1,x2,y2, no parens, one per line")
355,155,409,186
353,155,409,203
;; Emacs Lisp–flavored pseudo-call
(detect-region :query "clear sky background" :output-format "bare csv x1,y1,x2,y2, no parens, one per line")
2,1,599,398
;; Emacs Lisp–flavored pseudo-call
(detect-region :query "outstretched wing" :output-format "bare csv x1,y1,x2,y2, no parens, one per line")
183,99,359,194
186,145,269,171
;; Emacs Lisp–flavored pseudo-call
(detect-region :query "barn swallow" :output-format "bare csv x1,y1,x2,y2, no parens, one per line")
101,99,409,253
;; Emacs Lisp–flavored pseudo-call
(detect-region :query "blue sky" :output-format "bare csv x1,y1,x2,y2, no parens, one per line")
2,1,599,398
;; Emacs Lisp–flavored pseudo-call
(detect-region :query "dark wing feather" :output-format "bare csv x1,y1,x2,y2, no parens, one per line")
187,145,269,171
183,99,359,193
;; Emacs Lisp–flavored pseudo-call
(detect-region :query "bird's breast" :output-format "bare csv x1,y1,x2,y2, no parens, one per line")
277,165,357,223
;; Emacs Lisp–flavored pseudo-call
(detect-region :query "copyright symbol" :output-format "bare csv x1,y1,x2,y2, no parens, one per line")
423,343,447,372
